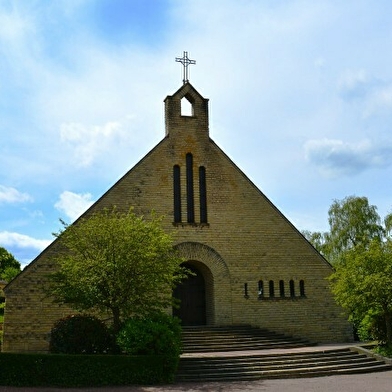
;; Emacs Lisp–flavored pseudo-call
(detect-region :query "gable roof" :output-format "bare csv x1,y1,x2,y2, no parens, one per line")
5,83,332,291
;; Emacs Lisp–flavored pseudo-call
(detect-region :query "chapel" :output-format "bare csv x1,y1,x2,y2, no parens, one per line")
2,55,353,352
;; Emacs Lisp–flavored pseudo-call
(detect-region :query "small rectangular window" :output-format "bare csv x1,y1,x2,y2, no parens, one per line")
258,280,264,298
300,280,305,297
244,283,249,299
289,280,295,297
269,280,274,297
279,280,285,297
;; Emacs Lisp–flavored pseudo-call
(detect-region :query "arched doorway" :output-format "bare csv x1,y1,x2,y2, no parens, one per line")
173,264,206,326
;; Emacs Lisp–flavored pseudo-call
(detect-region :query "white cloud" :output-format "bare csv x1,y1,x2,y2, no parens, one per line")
337,69,392,120
304,138,392,177
0,231,50,251
338,69,369,100
0,6,30,42
0,185,32,204
54,191,95,221
363,84,392,118
60,120,127,167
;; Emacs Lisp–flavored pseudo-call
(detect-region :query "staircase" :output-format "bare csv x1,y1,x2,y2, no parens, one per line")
181,325,312,353
176,326,392,382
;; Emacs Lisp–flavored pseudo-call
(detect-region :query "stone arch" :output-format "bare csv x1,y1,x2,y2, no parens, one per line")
174,242,232,325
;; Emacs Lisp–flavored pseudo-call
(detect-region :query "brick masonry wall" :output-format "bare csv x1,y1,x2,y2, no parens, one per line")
2,83,352,353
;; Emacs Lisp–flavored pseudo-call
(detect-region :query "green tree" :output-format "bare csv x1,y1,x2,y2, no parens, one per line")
302,230,329,256
0,247,21,282
326,196,384,263
385,213,392,237
47,208,187,332
304,196,384,264
305,196,392,345
329,238,392,345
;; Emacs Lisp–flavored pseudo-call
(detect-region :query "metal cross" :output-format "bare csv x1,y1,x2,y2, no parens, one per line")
175,51,196,84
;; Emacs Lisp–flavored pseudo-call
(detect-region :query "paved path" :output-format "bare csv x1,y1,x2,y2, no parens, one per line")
1,372,392,392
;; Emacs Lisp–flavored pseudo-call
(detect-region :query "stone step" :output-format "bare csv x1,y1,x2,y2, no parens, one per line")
177,363,392,382
179,349,367,368
176,348,392,382
177,326,392,382
181,325,312,353
179,354,374,373
182,332,302,341
182,341,310,353
182,325,282,335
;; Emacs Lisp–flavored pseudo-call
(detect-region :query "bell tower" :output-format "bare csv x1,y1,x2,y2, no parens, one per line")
164,82,209,140
165,51,209,140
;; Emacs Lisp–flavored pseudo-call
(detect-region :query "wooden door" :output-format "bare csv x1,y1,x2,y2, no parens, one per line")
173,265,206,325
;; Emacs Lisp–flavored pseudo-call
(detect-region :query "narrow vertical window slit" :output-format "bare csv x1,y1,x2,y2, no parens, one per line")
279,280,285,297
289,280,295,297
199,166,207,223
173,165,181,223
186,153,195,223
244,283,249,299
300,280,305,297
258,280,264,299
269,280,274,298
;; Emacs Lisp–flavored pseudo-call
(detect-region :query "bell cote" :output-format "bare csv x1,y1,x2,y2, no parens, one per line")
164,82,209,139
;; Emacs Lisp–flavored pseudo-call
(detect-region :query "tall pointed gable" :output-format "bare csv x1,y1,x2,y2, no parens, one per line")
164,82,209,140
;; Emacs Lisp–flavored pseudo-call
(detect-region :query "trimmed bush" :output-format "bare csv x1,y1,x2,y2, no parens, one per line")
50,314,117,354
0,313,182,386
117,313,182,358
0,353,177,386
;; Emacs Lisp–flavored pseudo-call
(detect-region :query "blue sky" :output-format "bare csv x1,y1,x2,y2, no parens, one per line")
1,0,392,268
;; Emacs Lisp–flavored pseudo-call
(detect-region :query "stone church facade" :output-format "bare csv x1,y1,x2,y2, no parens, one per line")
2,82,353,353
